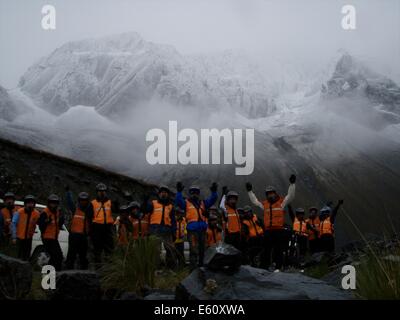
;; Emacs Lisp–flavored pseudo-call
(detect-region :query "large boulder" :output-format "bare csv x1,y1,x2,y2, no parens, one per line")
203,243,242,273
49,270,101,300
176,265,354,300
0,254,32,299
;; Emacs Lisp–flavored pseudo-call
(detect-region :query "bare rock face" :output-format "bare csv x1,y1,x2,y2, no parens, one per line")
176,265,354,300
0,254,33,299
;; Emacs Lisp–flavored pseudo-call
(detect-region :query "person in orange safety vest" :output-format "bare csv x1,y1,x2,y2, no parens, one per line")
65,191,92,269
38,194,65,271
91,183,116,264
11,195,40,261
246,174,296,271
241,205,264,266
318,200,343,253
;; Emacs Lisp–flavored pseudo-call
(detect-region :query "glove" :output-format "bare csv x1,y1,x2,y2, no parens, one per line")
210,182,218,193
289,174,296,184
176,182,184,192
338,199,344,205
245,182,252,192
222,186,228,195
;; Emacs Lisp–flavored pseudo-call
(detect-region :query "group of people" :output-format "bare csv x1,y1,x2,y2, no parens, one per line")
0,174,344,272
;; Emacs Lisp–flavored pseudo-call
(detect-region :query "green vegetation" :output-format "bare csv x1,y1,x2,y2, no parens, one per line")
355,243,400,300
100,236,162,297
25,272,48,300
304,258,331,279
154,267,190,290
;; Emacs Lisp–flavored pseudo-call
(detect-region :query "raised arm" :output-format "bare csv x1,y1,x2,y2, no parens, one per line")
174,182,186,210
281,174,296,209
245,182,264,210
204,182,218,208
330,199,344,223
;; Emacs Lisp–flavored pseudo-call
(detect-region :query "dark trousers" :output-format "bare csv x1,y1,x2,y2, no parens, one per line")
297,235,308,256
225,232,241,250
91,223,114,263
149,224,174,268
42,239,63,271
17,239,32,261
66,233,89,269
175,241,185,267
243,236,263,266
319,235,335,253
261,229,286,270
187,229,206,268
309,238,320,254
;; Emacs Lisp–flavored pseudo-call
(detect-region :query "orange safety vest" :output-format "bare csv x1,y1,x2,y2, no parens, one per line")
150,200,173,226
242,215,264,238
306,217,320,240
132,215,150,240
70,207,89,234
42,207,61,240
16,208,40,240
1,207,15,235
117,221,129,245
319,219,334,237
225,205,241,234
293,218,308,237
185,200,206,224
206,227,222,246
92,199,113,224
175,218,186,243
262,198,285,230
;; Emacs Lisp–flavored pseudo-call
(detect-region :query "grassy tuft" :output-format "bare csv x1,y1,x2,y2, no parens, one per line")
355,243,400,299
99,236,160,297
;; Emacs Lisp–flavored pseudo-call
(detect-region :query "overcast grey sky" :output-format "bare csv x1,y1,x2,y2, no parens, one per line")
0,0,399,88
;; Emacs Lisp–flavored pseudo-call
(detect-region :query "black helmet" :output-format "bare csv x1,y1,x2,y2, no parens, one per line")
158,185,170,193
4,192,15,200
128,201,140,209
295,208,305,215
265,186,276,194
96,183,107,191
78,192,89,200
24,195,36,203
309,206,318,213
226,191,239,199
189,185,200,194
48,194,60,203
243,205,252,213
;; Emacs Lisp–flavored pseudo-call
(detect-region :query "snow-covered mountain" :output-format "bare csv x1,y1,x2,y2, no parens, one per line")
1,32,400,244
17,32,310,119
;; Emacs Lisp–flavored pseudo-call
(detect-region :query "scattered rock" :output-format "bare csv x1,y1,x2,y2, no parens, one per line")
203,243,242,273
119,292,143,300
176,265,353,300
0,254,32,299
144,289,175,300
50,270,101,300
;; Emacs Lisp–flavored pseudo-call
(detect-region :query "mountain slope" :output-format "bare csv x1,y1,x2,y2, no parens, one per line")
1,33,400,245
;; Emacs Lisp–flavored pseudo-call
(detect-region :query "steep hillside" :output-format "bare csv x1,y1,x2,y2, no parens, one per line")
0,137,155,206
